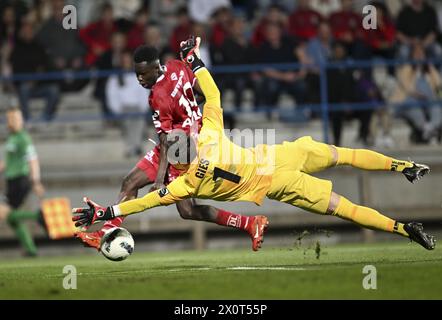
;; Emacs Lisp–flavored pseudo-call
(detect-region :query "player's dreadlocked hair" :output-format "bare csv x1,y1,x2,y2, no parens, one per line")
133,45,159,64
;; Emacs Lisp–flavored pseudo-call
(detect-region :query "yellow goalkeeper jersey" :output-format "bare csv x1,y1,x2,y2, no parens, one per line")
115,68,274,217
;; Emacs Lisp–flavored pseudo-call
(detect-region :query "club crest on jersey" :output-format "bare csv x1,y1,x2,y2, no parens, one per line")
158,188,169,197
171,72,177,81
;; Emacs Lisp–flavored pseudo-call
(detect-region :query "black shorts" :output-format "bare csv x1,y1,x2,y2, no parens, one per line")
6,176,32,209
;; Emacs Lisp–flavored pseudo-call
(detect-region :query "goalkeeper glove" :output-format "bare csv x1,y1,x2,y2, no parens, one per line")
72,197,115,228
180,36,205,73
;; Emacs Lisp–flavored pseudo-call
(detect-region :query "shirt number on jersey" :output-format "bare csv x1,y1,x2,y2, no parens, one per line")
213,167,241,184
179,81,201,128
152,110,161,129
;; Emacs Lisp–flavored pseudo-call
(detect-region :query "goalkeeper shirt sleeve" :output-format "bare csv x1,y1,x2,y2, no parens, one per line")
112,175,192,216
194,67,223,131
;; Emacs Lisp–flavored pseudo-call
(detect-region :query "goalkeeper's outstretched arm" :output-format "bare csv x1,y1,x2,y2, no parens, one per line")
72,176,192,228
114,175,192,216
180,36,223,130
194,68,221,109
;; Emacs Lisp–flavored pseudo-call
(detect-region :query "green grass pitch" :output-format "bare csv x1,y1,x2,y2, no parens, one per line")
0,242,441,299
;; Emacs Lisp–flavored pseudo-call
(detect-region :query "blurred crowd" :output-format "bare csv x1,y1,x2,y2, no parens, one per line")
1,0,442,146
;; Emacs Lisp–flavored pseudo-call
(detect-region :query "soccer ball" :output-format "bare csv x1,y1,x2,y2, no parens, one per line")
100,227,134,261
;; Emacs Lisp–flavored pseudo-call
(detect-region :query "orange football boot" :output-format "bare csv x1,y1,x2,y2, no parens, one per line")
75,230,104,251
246,215,269,251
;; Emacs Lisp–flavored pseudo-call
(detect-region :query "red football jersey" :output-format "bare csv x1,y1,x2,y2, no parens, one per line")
149,60,202,136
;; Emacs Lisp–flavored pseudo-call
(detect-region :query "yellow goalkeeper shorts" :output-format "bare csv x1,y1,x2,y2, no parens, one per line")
266,136,334,214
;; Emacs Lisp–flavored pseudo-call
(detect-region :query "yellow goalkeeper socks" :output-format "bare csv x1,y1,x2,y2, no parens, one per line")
336,147,413,172
395,223,408,237
333,196,409,237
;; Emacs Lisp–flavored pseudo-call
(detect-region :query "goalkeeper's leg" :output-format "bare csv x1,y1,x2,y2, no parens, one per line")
295,137,430,183
327,192,435,250
267,170,435,250
332,146,429,183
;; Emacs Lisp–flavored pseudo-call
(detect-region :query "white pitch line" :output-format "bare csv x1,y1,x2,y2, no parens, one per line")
38,266,307,278
167,267,213,272
226,266,306,271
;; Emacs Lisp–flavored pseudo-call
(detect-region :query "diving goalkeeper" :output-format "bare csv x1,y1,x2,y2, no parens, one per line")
73,37,435,251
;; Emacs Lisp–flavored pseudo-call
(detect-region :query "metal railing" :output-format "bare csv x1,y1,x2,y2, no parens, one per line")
2,58,442,143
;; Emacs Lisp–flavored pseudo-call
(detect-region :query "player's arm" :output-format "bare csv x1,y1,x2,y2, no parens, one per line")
151,132,169,191
150,92,175,191
29,157,45,198
24,135,45,198
117,175,190,215
180,37,223,130
72,175,192,227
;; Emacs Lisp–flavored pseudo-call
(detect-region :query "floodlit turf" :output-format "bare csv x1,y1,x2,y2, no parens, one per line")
0,242,441,299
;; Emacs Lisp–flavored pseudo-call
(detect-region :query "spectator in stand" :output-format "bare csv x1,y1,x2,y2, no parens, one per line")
23,1,51,31
396,0,442,59
126,8,150,51
303,22,333,70
251,4,287,48
149,0,186,37
36,0,87,92
363,1,396,60
299,21,333,104
371,65,397,148
188,0,231,24
383,0,403,18
1,5,18,91
310,0,341,18
352,70,382,146
217,15,252,110
329,0,366,58
391,44,442,144
107,0,142,21
10,22,60,122
169,6,192,55
0,5,18,48
191,22,212,69
79,3,118,66
210,6,233,50
0,1,28,23
327,41,356,146
288,0,323,42
106,50,149,158
254,22,307,114
94,32,127,118
144,23,165,52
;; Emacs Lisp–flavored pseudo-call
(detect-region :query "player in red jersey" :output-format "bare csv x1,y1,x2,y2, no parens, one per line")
76,46,268,251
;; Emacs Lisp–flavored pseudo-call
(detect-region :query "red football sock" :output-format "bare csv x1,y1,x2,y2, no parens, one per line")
215,209,253,231
102,217,125,231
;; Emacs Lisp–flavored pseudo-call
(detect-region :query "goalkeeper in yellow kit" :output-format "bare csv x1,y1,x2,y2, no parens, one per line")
73,37,435,251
